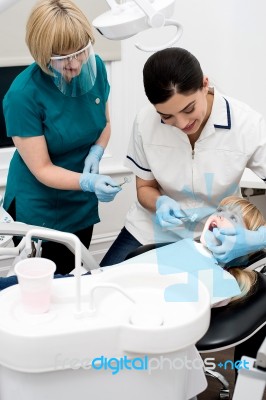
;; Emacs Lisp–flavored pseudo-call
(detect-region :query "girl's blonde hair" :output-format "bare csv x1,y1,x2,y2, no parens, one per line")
218,196,266,304
26,0,95,74
219,196,266,231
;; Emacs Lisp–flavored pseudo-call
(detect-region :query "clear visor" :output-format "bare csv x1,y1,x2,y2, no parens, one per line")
49,42,97,97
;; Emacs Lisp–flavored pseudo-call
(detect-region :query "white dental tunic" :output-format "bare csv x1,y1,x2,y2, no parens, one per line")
124,88,266,244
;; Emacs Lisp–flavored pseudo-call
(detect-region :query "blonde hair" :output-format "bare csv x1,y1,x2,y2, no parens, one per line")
219,196,266,231
26,0,95,74
218,196,266,303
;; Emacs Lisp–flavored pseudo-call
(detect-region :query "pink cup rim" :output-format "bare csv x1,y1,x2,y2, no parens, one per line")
15,258,56,280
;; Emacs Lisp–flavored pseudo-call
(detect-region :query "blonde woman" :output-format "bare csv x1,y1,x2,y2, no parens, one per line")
3,0,121,274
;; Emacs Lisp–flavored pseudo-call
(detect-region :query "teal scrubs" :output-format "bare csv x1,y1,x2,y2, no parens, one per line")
3,55,110,233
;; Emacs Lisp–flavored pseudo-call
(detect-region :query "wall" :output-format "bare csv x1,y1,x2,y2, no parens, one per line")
1,0,266,265
0,0,121,65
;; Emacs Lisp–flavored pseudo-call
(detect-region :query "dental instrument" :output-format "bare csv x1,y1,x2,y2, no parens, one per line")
179,213,198,223
107,175,132,188
117,175,132,187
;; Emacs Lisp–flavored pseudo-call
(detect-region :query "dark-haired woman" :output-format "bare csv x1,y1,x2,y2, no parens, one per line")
101,47,266,267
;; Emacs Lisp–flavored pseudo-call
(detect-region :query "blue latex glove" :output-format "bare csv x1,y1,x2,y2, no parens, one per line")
83,145,104,174
79,173,121,202
155,195,186,227
206,225,266,263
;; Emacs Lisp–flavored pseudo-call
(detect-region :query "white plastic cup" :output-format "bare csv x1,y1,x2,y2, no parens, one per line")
14,258,56,314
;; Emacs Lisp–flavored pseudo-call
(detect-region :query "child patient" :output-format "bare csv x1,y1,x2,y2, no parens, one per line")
200,196,266,305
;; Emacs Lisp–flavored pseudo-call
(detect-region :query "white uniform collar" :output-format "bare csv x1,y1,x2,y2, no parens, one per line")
196,87,231,142
209,87,231,130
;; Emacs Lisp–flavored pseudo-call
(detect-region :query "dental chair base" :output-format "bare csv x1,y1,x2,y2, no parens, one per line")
232,355,266,400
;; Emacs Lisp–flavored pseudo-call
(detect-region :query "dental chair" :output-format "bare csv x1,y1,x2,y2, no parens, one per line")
125,243,266,399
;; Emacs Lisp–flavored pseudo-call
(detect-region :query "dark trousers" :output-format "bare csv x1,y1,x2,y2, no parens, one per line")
100,227,142,267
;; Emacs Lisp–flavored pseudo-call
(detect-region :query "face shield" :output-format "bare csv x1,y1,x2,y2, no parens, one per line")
49,42,97,97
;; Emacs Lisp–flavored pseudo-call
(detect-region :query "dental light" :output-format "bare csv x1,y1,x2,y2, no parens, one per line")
93,0,183,52
0,0,182,51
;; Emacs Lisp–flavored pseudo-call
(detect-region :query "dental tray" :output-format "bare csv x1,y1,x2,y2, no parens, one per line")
0,262,210,371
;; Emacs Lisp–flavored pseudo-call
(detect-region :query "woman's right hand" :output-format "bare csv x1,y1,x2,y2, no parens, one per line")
79,173,121,202
155,195,186,227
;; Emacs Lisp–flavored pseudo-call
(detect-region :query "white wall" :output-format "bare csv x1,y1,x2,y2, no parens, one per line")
173,0,266,118
106,0,266,168
1,0,266,264
0,0,121,65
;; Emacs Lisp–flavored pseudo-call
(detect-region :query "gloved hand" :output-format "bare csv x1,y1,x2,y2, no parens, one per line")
155,195,186,227
83,145,104,174
206,225,266,264
79,173,121,202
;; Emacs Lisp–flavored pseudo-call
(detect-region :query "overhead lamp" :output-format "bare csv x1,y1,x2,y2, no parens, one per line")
93,0,183,52
0,0,182,52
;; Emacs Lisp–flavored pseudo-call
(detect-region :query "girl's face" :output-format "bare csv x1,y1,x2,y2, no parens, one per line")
200,205,244,246
154,77,211,138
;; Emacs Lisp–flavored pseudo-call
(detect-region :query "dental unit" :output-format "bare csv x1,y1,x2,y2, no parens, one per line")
0,222,211,400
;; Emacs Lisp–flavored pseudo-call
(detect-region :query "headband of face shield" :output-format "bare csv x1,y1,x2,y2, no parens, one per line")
49,42,97,97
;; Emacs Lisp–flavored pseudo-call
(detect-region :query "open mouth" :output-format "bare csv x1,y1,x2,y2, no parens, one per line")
208,221,217,231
